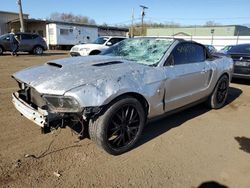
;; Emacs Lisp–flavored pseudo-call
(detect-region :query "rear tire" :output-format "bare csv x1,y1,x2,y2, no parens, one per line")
206,74,229,109
33,46,44,55
89,96,146,155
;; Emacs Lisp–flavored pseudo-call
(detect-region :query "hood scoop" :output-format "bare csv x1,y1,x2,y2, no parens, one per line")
47,62,62,68
92,61,123,67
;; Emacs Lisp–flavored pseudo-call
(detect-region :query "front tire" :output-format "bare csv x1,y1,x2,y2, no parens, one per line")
207,74,229,109
33,46,44,55
89,96,146,155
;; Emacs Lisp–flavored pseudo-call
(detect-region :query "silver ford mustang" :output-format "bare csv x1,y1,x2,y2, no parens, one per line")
12,37,233,155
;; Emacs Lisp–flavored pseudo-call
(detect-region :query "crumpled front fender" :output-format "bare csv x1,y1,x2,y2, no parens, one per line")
64,75,143,108
64,66,166,119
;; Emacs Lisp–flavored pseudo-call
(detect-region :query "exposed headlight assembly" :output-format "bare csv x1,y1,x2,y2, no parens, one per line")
43,95,81,113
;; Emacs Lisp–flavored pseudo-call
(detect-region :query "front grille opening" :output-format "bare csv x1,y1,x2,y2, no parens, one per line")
18,87,46,109
231,55,250,61
18,89,30,103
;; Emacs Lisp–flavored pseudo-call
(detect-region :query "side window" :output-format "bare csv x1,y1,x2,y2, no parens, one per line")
107,38,124,46
245,46,250,52
0,34,10,41
3,35,10,41
188,44,205,62
115,38,125,43
32,34,39,39
21,34,33,40
60,29,69,35
240,45,250,53
169,43,205,66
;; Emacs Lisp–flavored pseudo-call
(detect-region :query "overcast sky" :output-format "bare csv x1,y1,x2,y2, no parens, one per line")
1,0,250,26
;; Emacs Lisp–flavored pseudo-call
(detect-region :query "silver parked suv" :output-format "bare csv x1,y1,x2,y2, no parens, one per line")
0,32,48,55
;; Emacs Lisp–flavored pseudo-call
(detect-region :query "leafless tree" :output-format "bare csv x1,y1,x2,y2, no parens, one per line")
49,12,96,25
204,21,221,27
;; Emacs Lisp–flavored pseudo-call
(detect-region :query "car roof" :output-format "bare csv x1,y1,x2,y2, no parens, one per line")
134,36,185,42
16,32,38,35
234,43,250,47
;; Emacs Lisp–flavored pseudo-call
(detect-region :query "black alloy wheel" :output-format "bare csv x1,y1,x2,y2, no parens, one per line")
107,105,140,149
206,74,229,109
216,78,228,104
89,96,146,155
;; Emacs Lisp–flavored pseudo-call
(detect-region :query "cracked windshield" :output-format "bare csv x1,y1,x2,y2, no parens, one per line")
103,38,173,65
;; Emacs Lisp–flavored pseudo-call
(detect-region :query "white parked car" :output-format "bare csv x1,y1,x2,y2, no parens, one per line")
70,36,126,56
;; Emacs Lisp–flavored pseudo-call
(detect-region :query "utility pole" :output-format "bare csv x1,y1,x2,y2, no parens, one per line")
130,8,134,38
140,5,148,36
211,29,215,45
236,30,240,45
17,0,25,32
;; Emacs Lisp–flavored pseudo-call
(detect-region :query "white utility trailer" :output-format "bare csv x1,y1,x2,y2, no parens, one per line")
46,21,98,49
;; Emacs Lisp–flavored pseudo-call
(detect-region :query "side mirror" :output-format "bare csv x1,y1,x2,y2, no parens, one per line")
106,42,112,46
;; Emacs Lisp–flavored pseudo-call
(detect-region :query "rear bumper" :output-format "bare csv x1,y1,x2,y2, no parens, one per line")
12,92,48,127
233,65,250,79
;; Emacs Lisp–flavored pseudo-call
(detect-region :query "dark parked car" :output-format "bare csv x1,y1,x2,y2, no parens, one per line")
219,45,234,54
0,32,47,55
226,43,250,79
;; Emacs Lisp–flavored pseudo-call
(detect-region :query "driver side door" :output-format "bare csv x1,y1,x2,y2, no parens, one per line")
163,42,209,112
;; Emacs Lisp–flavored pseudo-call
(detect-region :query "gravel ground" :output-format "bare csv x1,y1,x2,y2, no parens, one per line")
0,51,249,188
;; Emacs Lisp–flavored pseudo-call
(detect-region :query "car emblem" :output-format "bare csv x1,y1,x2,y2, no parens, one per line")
239,57,243,61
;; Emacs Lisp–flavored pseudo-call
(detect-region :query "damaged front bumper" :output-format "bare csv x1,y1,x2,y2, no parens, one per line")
12,92,89,136
12,92,48,127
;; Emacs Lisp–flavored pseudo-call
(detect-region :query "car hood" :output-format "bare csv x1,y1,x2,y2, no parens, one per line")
12,55,154,95
71,43,104,50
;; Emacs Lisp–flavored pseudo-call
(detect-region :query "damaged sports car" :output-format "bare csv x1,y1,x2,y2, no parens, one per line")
12,37,233,155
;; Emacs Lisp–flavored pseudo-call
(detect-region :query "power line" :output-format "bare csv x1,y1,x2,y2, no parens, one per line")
146,16,250,21
108,18,141,25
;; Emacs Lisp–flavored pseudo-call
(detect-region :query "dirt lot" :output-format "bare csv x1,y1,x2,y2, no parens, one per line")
0,51,249,188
